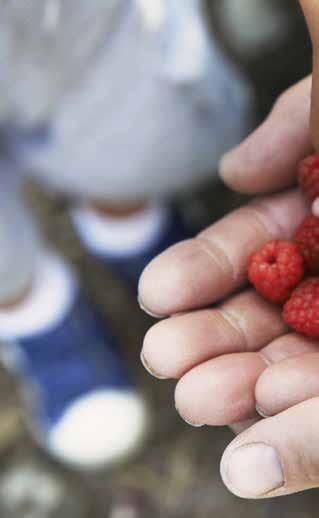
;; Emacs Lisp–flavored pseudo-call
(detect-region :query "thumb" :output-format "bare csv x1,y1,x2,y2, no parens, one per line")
300,0,319,149
220,398,319,499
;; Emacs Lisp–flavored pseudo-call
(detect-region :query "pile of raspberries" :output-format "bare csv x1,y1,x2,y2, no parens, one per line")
249,154,319,338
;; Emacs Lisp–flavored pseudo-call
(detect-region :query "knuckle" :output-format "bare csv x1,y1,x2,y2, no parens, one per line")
196,235,235,282
246,202,285,240
217,307,248,350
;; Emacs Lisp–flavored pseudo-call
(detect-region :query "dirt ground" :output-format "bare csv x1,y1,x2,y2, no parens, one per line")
0,4,317,517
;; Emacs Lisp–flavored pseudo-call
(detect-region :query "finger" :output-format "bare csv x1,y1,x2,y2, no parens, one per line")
230,417,261,435
221,398,319,498
138,190,307,316
175,353,267,427
300,1,319,150
256,350,319,417
142,290,286,380
260,332,319,365
230,333,319,435
173,334,319,428
220,77,312,194
312,197,319,216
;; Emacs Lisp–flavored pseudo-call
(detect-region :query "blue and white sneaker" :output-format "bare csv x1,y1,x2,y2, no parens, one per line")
0,253,147,470
72,204,192,289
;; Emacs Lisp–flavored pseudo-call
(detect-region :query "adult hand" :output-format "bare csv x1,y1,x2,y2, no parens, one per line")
138,1,319,498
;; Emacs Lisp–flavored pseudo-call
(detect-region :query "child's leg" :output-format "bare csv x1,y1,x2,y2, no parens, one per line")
0,173,39,308
20,0,252,286
0,170,78,339
0,167,147,471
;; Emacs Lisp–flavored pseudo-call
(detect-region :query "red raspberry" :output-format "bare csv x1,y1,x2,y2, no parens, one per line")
298,153,319,202
283,278,319,338
295,215,319,274
248,240,305,304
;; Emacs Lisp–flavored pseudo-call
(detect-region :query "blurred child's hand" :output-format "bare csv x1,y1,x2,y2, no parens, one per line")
138,74,319,499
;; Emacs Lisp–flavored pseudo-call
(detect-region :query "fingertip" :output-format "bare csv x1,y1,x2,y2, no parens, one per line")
255,404,271,419
312,198,319,217
219,145,263,195
221,442,284,499
220,77,312,195
137,293,165,319
174,377,206,428
140,348,168,380
219,148,245,191
141,320,179,380
221,398,319,498
138,253,174,318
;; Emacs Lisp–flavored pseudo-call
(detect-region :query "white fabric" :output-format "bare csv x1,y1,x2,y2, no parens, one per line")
72,204,169,257
0,0,123,126
136,0,166,31
160,0,211,83
0,252,76,340
13,0,253,200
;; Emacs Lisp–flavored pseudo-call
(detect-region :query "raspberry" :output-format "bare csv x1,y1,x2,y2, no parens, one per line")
283,278,319,338
248,240,305,304
294,215,319,274
298,153,319,202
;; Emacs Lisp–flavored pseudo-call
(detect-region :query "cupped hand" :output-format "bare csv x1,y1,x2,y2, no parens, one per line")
138,70,319,499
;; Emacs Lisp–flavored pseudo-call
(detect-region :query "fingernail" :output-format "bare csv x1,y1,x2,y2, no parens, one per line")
175,406,204,428
222,443,284,497
255,404,271,419
181,416,204,428
137,296,165,319
140,351,167,380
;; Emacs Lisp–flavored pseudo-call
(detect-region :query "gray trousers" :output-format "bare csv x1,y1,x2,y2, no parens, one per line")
0,0,252,304
0,171,40,304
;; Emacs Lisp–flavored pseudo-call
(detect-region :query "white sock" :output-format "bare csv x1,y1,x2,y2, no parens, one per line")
0,252,77,341
71,203,170,258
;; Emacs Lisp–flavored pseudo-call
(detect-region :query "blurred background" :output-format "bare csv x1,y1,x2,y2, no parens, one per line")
0,1,315,517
